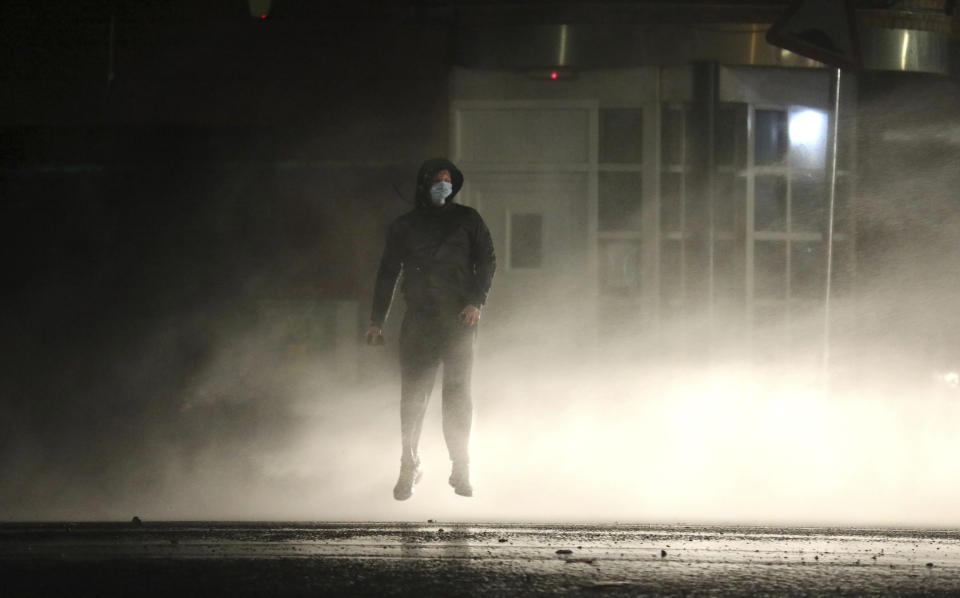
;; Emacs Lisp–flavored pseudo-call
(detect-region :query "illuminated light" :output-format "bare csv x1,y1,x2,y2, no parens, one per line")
788,108,828,169
938,371,959,389
248,0,271,19
900,30,910,70
558,24,568,66
527,68,577,81
789,109,827,146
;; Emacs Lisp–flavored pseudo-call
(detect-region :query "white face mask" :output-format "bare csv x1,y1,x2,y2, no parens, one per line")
429,181,453,206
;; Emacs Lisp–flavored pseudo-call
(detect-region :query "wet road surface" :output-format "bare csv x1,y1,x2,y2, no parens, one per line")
3,522,960,596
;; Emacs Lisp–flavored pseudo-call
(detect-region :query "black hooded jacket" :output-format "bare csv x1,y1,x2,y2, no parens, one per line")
370,158,496,327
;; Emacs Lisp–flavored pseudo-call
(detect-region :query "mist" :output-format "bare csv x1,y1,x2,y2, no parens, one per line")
7,92,960,527
7,287,958,525
3,5,960,527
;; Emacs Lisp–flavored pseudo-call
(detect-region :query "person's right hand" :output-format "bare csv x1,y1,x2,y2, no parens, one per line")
364,325,384,346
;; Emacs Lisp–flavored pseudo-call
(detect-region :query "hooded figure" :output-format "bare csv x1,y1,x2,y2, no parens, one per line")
415,156,465,209
366,158,496,501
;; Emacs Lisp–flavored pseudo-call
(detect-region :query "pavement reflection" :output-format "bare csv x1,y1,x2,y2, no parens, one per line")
2,522,959,596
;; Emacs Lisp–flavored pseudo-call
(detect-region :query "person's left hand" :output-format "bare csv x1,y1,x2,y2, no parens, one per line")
459,304,481,326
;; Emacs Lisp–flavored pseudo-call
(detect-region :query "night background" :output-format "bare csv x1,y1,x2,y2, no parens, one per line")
3,0,960,527
3,0,453,520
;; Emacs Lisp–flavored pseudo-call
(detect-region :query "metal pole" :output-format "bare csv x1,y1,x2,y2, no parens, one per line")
822,67,842,381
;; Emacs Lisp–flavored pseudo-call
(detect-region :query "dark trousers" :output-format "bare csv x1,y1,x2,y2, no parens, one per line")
398,307,475,467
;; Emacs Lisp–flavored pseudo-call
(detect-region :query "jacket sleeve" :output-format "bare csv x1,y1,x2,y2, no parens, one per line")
470,213,496,307
370,221,403,327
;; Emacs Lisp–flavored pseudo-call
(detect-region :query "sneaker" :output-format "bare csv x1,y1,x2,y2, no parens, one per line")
448,461,473,497
393,461,423,501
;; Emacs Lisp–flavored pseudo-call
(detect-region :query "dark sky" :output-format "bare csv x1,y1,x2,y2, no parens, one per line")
1,2,457,519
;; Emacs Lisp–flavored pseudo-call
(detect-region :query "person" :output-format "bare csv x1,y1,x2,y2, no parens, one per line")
365,158,495,501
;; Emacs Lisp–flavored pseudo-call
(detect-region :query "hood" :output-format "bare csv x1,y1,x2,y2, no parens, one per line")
415,157,464,209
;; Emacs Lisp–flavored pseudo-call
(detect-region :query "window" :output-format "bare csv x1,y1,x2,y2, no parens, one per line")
834,174,852,233
788,108,828,170
754,109,788,165
600,240,642,297
660,172,684,232
660,239,683,308
714,172,745,234
599,171,643,231
715,104,747,169
598,106,644,314
661,106,687,165
790,242,824,300
714,240,745,305
791,171,825,232
658,105,692,311
600,109,643,163
745,104,850,337
509,213,543,269
754,240,786,300
831,241,853,294
755,175,787,231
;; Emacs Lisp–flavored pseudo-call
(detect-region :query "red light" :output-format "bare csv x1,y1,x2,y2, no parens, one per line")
260,13,267,19
550,71,558,80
